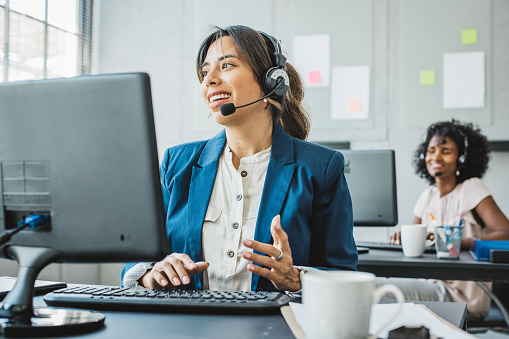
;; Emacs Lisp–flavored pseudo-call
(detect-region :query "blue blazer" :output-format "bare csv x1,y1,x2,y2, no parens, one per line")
121,123,357,291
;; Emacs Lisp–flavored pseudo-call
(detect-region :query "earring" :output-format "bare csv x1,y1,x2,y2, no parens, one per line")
263,99,268,103
456,170,460,176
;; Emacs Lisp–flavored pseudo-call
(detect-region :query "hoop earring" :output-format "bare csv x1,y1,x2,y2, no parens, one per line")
456,170,460,176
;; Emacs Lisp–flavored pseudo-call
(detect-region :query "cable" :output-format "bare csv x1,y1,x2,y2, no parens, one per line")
476,281,509,328
0,215,50,246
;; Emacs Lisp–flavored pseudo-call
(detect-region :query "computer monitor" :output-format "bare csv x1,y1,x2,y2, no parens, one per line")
341,150,398,226
0,73,168,335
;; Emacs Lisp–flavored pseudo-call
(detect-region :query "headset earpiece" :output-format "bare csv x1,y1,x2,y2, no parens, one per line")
458,154,466,164
259,31,290,99
458,136,468,165
264,68,289,99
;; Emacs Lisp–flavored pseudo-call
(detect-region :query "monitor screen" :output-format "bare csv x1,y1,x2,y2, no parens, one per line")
0,73,169,262
341,150,398,226
0,73,170,334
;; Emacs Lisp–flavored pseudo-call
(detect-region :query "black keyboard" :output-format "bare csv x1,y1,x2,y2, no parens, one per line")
43,285,291,314
356,241,436,253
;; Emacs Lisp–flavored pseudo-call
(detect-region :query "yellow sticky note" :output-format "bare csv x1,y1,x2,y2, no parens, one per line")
462,29,478,45
420,70,435,86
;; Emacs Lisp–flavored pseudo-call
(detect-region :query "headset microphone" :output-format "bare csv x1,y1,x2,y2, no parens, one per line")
435,172,443,177
220,78,284,116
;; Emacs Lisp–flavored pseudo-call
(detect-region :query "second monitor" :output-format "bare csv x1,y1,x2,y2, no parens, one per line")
341,150,398,227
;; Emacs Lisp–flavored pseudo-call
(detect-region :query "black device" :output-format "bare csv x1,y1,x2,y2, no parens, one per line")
355,241,436,254
0,276,66,301
0,73,169,336
388,325,431,339
258,31,290,99
340,150,398,227
44,286,290,315
337,150,398,254
490,249,509,263
220,31,289,116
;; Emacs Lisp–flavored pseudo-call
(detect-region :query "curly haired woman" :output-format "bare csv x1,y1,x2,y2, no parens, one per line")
383,119,509,320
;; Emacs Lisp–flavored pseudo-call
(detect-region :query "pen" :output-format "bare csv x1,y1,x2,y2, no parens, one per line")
458,219,463,227
427,210,438,227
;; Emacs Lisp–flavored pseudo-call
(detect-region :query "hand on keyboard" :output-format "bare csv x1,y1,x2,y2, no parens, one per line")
141,253,209,289
389,231,401,244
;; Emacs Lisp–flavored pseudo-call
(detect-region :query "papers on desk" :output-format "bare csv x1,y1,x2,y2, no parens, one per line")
282,302,475,339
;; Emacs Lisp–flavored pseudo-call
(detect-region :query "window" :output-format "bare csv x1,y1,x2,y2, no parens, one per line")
0,0,93,83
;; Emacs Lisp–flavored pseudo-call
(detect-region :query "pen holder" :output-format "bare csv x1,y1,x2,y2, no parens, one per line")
434,225,462,259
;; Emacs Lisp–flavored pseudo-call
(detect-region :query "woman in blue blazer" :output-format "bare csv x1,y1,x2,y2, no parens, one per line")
121,25,357,293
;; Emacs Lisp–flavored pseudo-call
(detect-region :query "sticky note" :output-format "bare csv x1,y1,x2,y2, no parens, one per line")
308,70,322,84
461,29,478,45
420,70,435,86
347,98,362,113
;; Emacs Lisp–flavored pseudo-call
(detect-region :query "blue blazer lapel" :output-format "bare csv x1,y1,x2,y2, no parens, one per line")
187,130,226,265
251,123,296,289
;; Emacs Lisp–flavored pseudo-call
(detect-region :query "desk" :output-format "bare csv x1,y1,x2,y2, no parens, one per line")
30,295,467,338
358,250,509,282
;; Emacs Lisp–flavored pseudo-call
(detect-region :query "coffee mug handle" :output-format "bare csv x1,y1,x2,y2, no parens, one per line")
368,284,405,339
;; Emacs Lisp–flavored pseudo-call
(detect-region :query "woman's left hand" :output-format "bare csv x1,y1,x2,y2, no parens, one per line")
242,215,301,292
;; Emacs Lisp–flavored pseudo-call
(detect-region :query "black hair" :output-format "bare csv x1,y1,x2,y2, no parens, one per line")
196,25,310,140
414,119,490,184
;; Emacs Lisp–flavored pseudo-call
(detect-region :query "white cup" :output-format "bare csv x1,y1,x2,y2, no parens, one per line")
401,224,428,257
302,271,404,339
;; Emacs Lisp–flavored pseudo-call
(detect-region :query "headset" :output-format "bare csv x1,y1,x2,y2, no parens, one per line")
418,135,468,165
458,135,468,165
258,31,290,99
219,30,291,116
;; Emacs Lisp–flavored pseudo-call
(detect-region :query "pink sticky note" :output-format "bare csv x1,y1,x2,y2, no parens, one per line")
347,98,363,113
308,71,322,84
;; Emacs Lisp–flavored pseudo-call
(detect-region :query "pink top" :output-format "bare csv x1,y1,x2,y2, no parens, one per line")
413,177,492,317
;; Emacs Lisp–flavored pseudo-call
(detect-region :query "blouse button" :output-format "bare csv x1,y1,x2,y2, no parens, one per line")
227,250,235,258
236,194,242,201
241,170,248,177
232,222,239,229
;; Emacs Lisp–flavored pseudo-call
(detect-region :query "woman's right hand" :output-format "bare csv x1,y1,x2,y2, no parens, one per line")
389,230,434,245
140,253,209,289
389,231,401,244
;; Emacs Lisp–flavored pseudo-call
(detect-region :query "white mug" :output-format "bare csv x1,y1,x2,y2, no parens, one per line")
302,271,404,339
401,224,428,257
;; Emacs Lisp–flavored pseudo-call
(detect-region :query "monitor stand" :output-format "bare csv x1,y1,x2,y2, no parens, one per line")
0,246,105,337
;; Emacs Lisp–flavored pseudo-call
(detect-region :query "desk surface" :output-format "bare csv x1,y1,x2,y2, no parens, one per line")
31,295,466,338
358,249,509,282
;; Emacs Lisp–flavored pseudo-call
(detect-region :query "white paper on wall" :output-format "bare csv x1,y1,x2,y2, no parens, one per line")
292,34,330,88
443,51,485,109
330,65,370,120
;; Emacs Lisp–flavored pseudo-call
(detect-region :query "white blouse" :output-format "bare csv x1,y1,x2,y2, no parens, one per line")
202,145,270,291
123,145,270,291
413,177,493,316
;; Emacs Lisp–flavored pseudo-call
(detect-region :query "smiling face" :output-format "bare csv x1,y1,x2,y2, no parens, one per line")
425,135,459,179
200,37,266,119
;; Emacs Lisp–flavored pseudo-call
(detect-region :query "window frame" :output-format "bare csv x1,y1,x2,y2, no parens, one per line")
0,0,93,82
